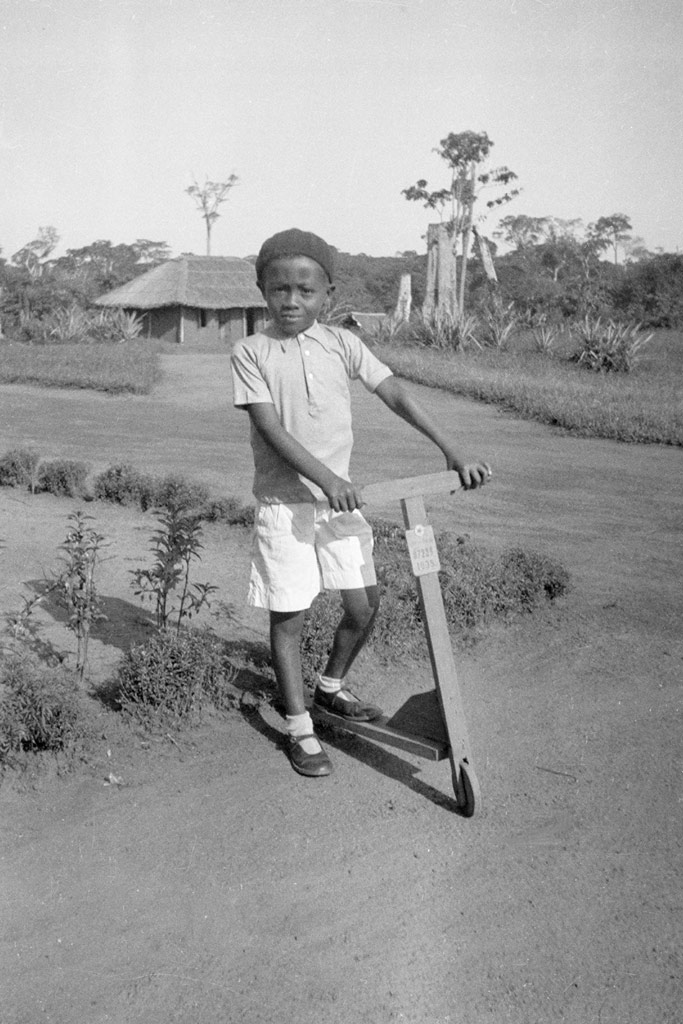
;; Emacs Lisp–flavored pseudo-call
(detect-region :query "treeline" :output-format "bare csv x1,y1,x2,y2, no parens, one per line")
1,223,681,342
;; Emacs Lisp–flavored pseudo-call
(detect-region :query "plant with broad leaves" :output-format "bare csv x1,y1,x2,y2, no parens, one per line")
54,511,107,683
131,507,218,632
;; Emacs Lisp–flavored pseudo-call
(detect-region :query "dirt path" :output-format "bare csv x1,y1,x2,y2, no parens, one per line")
1,355,681,1024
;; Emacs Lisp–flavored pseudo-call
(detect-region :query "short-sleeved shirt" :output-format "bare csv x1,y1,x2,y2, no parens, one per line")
231,320,393,503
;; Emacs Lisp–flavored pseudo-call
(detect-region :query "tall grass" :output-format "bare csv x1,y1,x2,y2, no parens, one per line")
378,330,683,446
0,342,160,395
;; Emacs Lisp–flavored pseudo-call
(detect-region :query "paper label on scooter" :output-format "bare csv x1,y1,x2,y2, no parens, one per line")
405,525,441,576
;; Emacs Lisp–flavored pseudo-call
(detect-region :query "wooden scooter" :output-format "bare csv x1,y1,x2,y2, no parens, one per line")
312,470,482,817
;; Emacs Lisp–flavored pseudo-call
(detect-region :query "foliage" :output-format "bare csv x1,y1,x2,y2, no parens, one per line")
200,496,255,526
35,459,90,498
13,304,143,345
570,316,654,373
610,253,683,327
299,526,569,688
144,473,212,514
408,311,481,351
92,463,154,507
0,447,40,490
0,654,85,765
530,316,561,354
480,299,518,350
116,627,237,728
402,130,519,316
185,176,239,255
53,511,107,683
0,341,160,394
130,507,217,631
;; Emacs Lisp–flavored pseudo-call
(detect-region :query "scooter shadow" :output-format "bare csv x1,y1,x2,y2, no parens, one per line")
240,703,462,815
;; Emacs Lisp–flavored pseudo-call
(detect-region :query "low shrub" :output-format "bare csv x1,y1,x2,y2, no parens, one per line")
0,655,85,765
298,527,570,686
92,463,154,506
143,473,212,514
116,628,237,728
201,498,255,526
0,447,40,489
571,316,654,372
35,459,90,498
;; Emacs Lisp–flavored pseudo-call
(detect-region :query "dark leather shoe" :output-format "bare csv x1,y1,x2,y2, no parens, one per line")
287,735,333,777
313,686,383,722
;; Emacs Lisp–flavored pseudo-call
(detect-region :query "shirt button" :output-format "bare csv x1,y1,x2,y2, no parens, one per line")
308,372,313,379
305,350,310,356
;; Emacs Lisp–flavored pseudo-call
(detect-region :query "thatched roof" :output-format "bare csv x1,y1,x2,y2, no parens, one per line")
95,256,266,310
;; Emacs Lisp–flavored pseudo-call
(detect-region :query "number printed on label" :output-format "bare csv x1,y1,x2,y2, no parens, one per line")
405,525,441,577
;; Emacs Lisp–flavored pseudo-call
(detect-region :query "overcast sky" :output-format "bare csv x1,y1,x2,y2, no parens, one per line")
1,0,681,260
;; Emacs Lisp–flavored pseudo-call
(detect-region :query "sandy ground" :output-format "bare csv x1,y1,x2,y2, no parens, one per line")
0,354,682,1024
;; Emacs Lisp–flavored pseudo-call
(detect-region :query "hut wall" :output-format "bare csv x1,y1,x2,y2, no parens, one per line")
138,306,179,344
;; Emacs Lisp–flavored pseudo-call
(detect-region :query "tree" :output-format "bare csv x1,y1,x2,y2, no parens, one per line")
588,214,632,265
11,226,60,278
402,131,519,316
53,239,171,294
185,176,239,255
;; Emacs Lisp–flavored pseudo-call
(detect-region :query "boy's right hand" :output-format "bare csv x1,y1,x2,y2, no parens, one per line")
323,474,365,512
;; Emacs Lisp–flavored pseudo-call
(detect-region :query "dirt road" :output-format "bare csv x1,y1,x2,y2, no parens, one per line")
1,354,681,1023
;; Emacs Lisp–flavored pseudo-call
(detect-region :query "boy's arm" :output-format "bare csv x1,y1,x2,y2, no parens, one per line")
246,403,365,512
374,376,492,489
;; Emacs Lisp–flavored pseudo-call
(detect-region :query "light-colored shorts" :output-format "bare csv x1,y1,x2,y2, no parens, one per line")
248,502,377,612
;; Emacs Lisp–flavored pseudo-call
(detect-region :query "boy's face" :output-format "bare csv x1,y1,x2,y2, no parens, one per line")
258,256,334,337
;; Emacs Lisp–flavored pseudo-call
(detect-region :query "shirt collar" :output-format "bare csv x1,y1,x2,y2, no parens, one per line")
266,320,335,353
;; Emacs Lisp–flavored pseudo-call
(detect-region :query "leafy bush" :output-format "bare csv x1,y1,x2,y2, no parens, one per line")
116,628,237,728
15,304,144,345
409,311,482,351
0,447,40,489
35,459,90,498
92,462,155,506
130,506,217,630
298,526,570,687
480,300,518,350
143,473,212,514
200,496,255,526
571,316,654,372
0,655,85,764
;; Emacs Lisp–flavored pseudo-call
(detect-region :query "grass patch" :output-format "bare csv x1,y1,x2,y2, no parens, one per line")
0,341,160,394
377,330,683,445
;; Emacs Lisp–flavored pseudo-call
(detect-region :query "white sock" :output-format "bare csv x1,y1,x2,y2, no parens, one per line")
285,712,321,755
318,674,358,702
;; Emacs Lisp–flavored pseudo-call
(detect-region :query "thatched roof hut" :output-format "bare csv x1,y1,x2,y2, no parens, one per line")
95,255,268,346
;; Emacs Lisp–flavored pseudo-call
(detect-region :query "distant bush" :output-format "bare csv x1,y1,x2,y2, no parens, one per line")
0,655,85,765
201,496,255,526
145,473,212,514
571,316,654,373
0,447,40,489
35,459,90,498
15,305,143,345
92,462,154,506
116,628,237,729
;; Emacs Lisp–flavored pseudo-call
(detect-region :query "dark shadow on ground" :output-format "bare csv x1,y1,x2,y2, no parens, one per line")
239,705,461,815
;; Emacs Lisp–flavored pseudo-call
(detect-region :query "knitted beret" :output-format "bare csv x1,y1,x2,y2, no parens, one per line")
255,228,334,283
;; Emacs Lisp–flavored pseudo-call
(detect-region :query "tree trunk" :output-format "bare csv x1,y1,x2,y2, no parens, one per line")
392,273,412,325
436,223,457,320
423,225,439,322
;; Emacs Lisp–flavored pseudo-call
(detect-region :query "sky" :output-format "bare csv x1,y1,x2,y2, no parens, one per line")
1,0,681,261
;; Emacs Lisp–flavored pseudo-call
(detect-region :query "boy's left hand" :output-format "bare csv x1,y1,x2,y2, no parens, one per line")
448,457,492,490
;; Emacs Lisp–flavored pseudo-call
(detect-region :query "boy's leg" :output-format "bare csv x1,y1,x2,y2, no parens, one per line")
323,585,380,680
270,609,332,777
314,585,383,721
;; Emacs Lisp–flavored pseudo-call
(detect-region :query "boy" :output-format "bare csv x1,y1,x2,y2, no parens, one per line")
231,228,491,778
